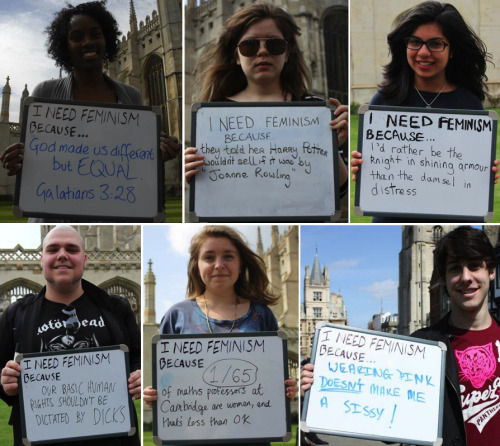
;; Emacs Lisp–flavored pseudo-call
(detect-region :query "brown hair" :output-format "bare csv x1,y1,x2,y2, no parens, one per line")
187,225,280,305
195,1,311,102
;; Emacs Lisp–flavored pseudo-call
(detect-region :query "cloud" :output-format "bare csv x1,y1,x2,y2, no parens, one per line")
167,225,205,257
360,279,398,300
331,259,359,269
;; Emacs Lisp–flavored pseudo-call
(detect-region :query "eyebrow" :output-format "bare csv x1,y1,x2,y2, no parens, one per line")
44,243,82,250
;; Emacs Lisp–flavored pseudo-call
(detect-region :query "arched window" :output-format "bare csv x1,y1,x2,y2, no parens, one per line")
0,280,42,313
432,226,444,244
100,277,140,324
323,8,348,105
145,55,169,134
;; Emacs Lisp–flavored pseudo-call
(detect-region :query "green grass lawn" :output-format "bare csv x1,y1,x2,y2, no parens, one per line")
349,108,500,223
166,196,182,223
0,197,182,223
142,424,299,445
0,399,141,445
0,402,13,445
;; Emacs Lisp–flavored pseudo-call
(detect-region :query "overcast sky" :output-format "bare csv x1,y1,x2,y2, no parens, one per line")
0,0,158,123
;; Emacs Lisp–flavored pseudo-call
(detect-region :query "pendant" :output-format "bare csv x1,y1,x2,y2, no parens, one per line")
426,105,431,109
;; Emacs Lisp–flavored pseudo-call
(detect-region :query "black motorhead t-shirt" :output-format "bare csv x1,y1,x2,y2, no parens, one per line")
36,293,112,352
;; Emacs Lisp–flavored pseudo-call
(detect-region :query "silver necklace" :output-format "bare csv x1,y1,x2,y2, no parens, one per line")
414,81,448,108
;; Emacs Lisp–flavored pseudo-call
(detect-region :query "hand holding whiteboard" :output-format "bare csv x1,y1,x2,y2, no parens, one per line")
14,98,164,222
189,101,340,222
16,345,136,445
301,323,446,446
152,331,291,445
354,105,497,221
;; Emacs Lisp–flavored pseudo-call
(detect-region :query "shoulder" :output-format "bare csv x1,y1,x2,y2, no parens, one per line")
453,86,484,110
251,302,278,326
369,91,389,106
411,315,450,341
106,76,142,106
32,78,68,99
162,300,197,319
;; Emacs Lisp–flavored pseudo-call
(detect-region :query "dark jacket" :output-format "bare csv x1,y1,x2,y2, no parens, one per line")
0,279,141,446
411,312,500,446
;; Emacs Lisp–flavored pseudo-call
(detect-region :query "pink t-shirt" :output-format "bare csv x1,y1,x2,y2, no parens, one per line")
451,319,500,445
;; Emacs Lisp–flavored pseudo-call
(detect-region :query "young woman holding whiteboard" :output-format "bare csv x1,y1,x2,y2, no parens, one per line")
350,1,499,222
184,1,348,199
0,1,180,221
144,225,297,446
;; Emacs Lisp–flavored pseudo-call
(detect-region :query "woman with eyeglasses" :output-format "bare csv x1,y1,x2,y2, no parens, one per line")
143,225,298,446
350,0,499,222
185,1,348,196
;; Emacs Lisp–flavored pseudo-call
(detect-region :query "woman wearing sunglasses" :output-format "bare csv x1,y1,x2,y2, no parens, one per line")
185,1,348,194
350,1,499,223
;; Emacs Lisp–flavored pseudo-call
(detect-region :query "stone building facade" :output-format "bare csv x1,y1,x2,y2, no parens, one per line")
350,0,500,107
0,225,141,324
398,225,458,335
0,77,28,196
105,0,182,192
184,0,348,144
301,251,347,359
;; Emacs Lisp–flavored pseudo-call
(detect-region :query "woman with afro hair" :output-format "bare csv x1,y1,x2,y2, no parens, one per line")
0,1,180,210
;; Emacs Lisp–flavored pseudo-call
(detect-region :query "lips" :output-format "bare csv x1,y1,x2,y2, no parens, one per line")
81,48,99,59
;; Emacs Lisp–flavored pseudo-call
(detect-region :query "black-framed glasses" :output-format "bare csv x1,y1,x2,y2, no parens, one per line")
405,37,449,52
237,38,288,57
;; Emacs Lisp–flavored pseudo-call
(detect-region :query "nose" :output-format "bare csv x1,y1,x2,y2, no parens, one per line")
417,43,431,56
57,249,69,259
256,40,269,55
214,256,225,269
460,266,472,281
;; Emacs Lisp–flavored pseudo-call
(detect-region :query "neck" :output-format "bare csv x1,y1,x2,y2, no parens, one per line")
449,305,492,330
414,76,449,93
202,290,238,306
73,69,107,88
45,282,84,304
233,80,287,102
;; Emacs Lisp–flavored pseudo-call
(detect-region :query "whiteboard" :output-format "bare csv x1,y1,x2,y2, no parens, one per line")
355,105,497,221
301,323,446,446
14,97,163,222
152,331,291,444
16,345,135,445
190,102,340,222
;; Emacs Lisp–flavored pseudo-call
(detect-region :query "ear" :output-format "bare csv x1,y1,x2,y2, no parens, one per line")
490,268,496,282
83,253,88,268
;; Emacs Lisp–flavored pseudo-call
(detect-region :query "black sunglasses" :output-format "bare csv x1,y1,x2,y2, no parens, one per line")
237,38,288,57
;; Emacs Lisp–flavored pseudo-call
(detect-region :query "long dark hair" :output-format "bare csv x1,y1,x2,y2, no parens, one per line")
379,1,490,105
195,1,311,101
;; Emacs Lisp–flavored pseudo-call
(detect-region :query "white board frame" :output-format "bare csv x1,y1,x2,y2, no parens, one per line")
301,323,446,446
14,97,164,222
189,101,340,222
152,331,292,444
16,345,136,445
354,105,497,221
